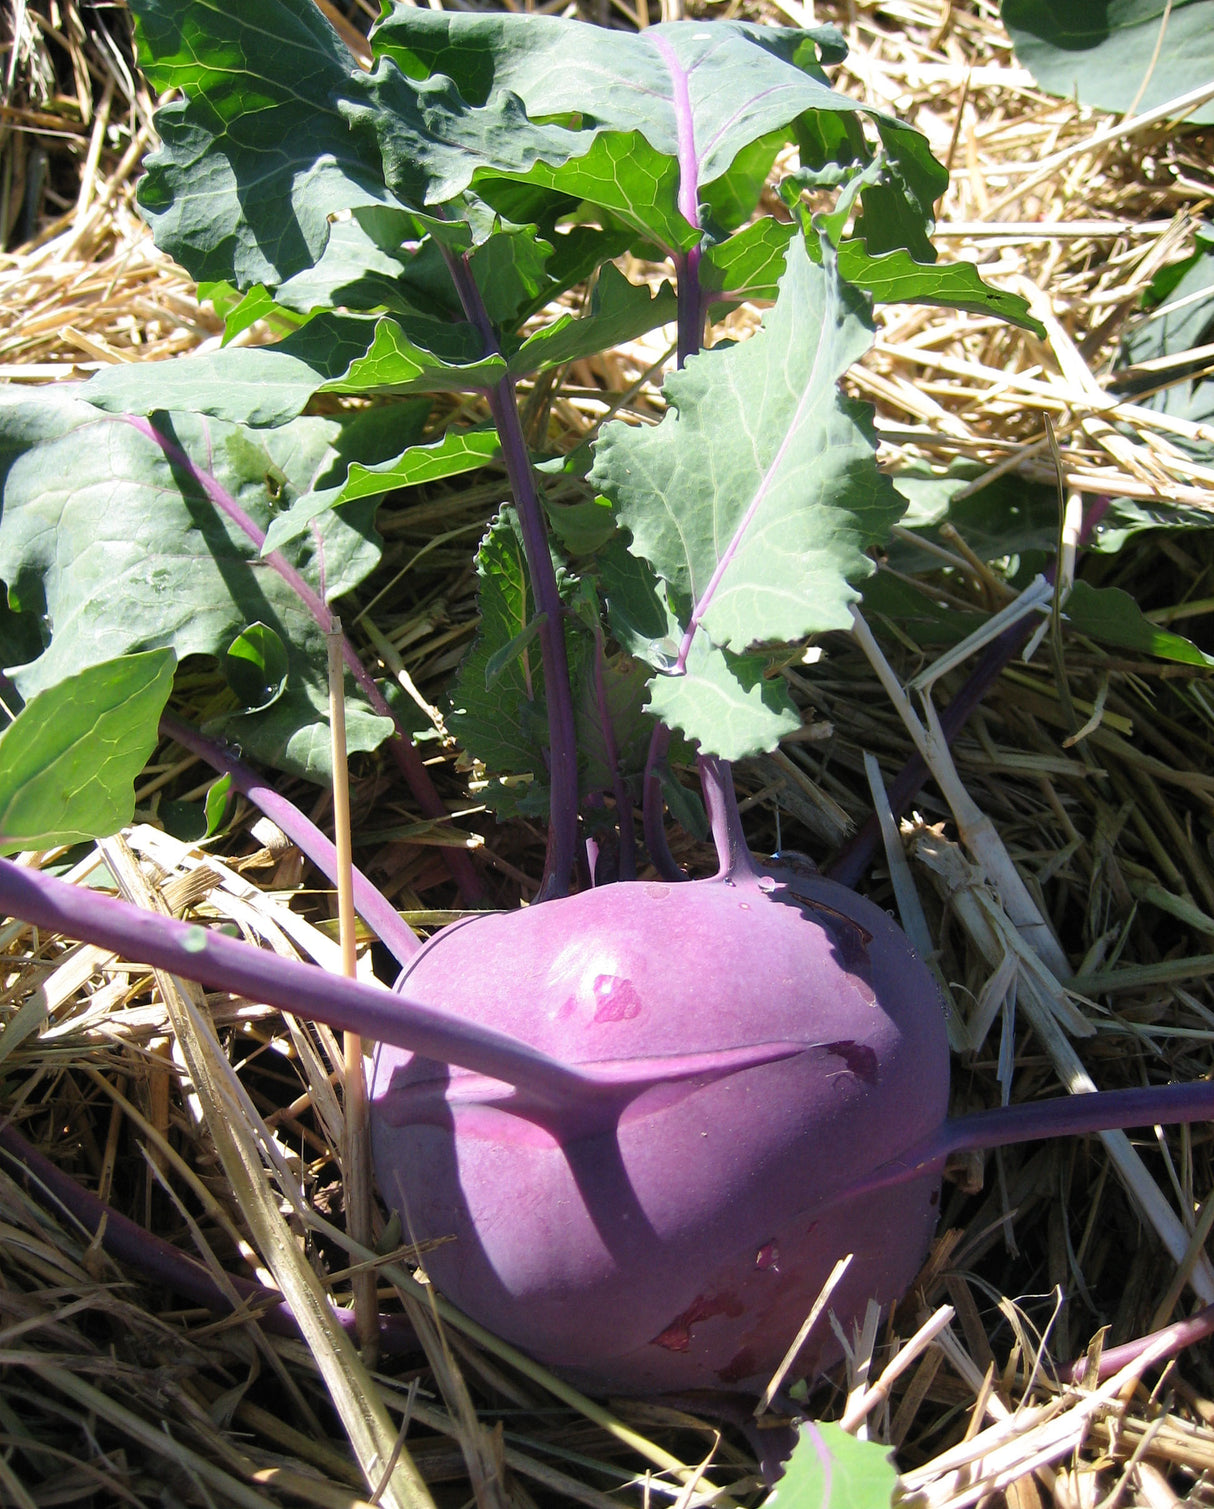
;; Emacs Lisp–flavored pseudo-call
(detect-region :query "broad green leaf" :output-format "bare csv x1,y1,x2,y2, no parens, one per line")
129,0,399,288
857,117,948,260
370,13,865,202
264,428,502,555
1066,581,1214,666
885,459,1209,564
1117,236,1214,448
859,570,986,647
82,315,379,426
701,130,788,235
484,133,693,255
887,461,1064,564
83,313,505,428
834,241,1044,334
701,219,1042,334
765,1421,897,1508
510,264,678,377
1003,0,1214,125
325,316,506,396
0,409,392,782
446,513,644,814
703,220,797,307
593,228,901,645
0,649,175,855
485,613,548,688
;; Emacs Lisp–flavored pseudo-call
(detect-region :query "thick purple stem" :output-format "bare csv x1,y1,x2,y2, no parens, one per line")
642,723,687,881
0,1122,418,1356
591,627,637,881
846,1081,1214,1207
650,33,705,366
0,857,595,1110
160,713,420,965
698,754,760,882
120,415,483,902
0,859,799,1136
1067,1302,1214,1384
438,251,580,899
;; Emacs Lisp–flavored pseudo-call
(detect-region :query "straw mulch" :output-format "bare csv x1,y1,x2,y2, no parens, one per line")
2,0,1213,1505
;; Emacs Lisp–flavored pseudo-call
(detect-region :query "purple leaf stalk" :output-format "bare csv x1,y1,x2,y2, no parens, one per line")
121,413,483,904
439,246,581,900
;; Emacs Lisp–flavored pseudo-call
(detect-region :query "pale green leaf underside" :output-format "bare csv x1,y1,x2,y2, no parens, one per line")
0,649,176,854
82,314,506,429
767,1422,898,1509
645,636,800,762
593,232,903,653
0,403,392,781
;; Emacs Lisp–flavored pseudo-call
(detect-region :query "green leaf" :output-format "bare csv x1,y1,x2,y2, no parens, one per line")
1066,580,1214,666
701,129,787,235
447,510,553,798
0,408,393,782
82,314,379,426
370,13,864,198
1002,0,1214,124
765,1422,897,1508
1116,235,1214,448
646,635,801,761
485,612,548,688
701,219,1043,334
858,117,949,260
834,241,1044,334
0,649,175,854
83,312,507,428
591,231,902,756
224,621,290,711
264,427,501,555
510,264,678,377
860,569,986,647
160,772,233,843
702,218,797,308
129,0,400,287
483,132,693,255
326,315,507,396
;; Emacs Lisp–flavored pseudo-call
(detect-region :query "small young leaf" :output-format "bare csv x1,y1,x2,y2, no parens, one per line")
224,622,290,712
264,428,501,555
0,649,176,854
766,1421,897,1508
1066,581,1214,667
509,264,678,377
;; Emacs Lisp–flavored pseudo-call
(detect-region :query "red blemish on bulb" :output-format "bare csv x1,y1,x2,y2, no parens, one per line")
650,1292,744,1352
592,974,642,1023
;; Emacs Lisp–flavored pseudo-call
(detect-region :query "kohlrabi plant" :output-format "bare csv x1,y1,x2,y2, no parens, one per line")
2,0,1213,1401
